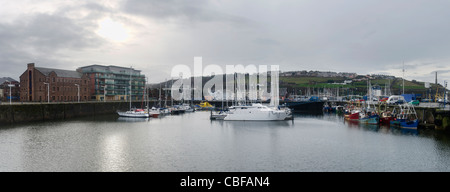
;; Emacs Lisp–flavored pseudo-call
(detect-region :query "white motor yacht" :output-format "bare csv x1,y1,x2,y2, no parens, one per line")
223,103,292,121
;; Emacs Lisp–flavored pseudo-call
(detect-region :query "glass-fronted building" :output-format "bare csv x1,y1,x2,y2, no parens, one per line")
77,65,146,101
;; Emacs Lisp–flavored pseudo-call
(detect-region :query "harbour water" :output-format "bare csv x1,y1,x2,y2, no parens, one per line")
1,111,450,172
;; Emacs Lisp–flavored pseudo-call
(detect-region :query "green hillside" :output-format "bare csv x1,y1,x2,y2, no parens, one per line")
280,76,444,97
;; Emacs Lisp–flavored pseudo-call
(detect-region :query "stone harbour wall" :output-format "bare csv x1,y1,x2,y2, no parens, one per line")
0,102,146,124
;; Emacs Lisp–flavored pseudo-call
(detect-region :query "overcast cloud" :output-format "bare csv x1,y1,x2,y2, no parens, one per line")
1,0,450,84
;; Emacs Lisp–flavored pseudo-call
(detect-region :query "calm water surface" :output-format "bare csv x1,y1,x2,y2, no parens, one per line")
1,111,450,172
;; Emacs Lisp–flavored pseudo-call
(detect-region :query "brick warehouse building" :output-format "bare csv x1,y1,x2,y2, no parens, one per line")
20,63,90,102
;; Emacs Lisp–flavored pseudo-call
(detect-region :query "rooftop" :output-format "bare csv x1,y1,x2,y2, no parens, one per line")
78,64,141,72
35,67,83,78
0,77,18,84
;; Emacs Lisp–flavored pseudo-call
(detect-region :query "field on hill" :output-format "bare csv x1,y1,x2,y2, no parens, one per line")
279,76,439,96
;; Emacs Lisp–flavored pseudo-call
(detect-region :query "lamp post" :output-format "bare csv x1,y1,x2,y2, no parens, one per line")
75,84,80,103
104,85,107,102
44,82,49,103
444,80,448,109
6,80,14,105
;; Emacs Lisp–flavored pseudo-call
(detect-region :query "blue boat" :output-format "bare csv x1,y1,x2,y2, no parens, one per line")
399,119,419,129
360,114,380,124
390,119,401,127
390,104,419,129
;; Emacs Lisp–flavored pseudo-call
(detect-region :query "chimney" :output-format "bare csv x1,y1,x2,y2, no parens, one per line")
27,63,35,69
435,71,438,85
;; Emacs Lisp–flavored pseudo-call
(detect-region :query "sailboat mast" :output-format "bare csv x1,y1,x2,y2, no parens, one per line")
145,77,148,111
164,79,168,107
159,81,162,107
130,66,132,110
402,62,405,95
171,78,174,106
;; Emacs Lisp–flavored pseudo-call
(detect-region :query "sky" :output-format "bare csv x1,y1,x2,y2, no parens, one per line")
1,0,450,85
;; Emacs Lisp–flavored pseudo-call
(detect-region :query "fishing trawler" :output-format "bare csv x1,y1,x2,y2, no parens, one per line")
390,104,419,129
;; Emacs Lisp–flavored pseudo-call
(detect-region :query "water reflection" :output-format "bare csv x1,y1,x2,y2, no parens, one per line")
325,112,421,136
211,120,293,128
1,111,450,171
101,132,127,172
400,128,419,135
117,117,149,122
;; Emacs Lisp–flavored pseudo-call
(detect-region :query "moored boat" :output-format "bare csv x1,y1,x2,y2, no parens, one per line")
346,110,360,121
222,103,292,121
359,113,380,125
210,110,228,120
195,101,215,111
380,111,393,125
118,109,150,118
170,105,186,115
116,66,149,118
148,107,160,118
390,104,419,129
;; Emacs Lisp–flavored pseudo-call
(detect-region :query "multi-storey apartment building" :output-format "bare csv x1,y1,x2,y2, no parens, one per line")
77,65,146,101
19,63,90,102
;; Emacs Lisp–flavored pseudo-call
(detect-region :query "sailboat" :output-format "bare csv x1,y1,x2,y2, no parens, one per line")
118,108,150,118
117,67,150,118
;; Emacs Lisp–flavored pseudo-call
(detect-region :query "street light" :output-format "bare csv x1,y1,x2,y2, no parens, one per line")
444,80,448,109
75,84,80,103
6,80,14,105
104,85,107,102
44,82,49,103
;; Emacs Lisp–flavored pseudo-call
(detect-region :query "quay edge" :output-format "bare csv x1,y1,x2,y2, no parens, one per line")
0,102,146,124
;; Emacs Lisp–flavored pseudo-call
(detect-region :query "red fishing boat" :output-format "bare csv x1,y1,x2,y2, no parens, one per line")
347,110,361,121
380,111,393,125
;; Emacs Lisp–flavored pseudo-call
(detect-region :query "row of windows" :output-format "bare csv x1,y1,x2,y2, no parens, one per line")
38,77,87,84
49,86,88,92
22,86,88,92
20,95,88,102
50,95,88,101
